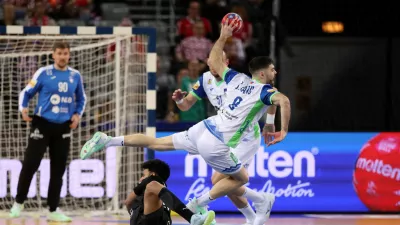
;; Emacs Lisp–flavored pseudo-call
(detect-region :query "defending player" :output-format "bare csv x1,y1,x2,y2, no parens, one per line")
125,159,215,225
11,42,86,222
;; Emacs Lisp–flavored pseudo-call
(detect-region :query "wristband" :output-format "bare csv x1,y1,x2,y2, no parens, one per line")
266,113,275,124
175,99,184,105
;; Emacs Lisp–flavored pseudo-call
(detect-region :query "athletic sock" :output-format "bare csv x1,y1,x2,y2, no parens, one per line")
238,204,256,223
105,136,124,147
197,191,215,207
242,187,264,203
158,188,193,223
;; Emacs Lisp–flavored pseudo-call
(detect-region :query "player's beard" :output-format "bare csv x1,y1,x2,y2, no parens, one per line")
56,61,68,70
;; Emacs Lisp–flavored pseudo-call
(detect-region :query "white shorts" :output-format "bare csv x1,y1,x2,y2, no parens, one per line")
172,121,260,174
231,135,261,169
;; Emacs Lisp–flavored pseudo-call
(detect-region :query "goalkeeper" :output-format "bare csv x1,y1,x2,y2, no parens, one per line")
10,42,87,222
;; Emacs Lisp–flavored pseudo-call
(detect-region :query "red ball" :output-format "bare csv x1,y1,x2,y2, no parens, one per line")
353,133,400,212
221,13,243,33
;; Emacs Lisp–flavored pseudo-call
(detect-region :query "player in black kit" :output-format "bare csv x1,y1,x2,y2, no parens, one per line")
125,159,215,225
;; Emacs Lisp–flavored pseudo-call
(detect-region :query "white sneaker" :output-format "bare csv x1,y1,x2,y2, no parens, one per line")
253,193,275,225
9,202,24,218
186,198,217,225
80,132,111,159
47,208,72,222
190,211,215,225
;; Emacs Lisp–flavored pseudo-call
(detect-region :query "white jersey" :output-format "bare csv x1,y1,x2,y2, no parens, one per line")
190,71,227,110
203,68,278,148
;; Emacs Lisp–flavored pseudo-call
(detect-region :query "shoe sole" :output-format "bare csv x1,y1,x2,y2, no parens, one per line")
203,210,215,225
80,132,110,160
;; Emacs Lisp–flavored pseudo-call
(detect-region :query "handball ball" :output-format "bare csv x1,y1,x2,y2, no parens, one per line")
353,133,400,212
221,13,243,33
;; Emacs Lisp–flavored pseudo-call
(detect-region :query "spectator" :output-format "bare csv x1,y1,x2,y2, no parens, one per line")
231,5,253,48
156,56,177,122
177,0,212,40
175,20,212,71
179,60,206,122
201,0,228,40
24,0,56,26
2,0,30,25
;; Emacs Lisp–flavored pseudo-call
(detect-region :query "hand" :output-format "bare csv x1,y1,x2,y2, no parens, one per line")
70,114,80,129
262,123,275,144
267,130,287,146
21,108,32,122
220,18,238,39
172,89,187,102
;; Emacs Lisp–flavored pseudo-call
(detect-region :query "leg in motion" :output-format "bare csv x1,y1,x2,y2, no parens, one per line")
80,132,176,159
211,172,255,225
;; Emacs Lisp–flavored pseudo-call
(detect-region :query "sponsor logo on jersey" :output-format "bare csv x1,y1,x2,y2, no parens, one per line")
192,81,200,90
208,79,211,84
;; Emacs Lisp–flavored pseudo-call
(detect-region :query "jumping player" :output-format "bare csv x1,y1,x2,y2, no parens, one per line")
171,51,278,225
81,23,289,225
114,159,215,225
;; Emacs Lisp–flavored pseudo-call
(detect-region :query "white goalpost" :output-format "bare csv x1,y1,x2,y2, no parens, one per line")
0,26,157,216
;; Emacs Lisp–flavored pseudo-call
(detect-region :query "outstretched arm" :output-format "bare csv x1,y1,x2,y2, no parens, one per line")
209,20,237,77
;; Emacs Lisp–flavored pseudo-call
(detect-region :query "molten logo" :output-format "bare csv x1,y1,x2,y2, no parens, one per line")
353,133,400,212
356,158,400,181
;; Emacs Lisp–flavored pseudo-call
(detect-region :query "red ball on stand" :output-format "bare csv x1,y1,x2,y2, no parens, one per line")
221,13,243,33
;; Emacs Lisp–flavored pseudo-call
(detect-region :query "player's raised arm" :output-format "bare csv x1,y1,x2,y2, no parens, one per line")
209,18,239,78
18,68,45,121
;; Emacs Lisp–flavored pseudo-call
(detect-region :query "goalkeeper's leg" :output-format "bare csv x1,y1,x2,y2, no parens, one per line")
10,118,49,217
46,122,72,222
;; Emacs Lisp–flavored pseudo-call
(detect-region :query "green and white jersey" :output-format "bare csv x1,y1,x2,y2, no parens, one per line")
203,67,278,148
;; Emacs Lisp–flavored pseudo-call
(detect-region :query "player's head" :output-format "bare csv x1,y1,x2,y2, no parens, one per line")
52,42,70,70
141,159,170,183
248,56,276,84
207,51,229,77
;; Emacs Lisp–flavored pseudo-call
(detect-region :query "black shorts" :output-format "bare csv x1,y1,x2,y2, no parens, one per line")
132,205,171,225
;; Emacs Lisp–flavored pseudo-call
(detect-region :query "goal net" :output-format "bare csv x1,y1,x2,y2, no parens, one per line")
0,27,155,216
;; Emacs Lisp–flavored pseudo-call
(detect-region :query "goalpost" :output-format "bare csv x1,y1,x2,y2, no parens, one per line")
0,26,156,216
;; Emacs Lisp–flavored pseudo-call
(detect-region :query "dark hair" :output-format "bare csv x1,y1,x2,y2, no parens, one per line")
52,41,70,51
248,56,274,75
142,159,170,182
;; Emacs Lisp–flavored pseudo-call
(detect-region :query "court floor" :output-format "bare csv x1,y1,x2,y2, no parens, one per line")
1,214,400,225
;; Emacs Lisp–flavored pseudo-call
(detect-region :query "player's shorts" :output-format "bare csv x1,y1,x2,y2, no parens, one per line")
131,205,171,225
172,120,245,174
231,134,261,169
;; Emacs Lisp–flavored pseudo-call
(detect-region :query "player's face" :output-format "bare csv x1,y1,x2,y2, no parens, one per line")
52,48,70,69
262,64,277,83
139,169,155,182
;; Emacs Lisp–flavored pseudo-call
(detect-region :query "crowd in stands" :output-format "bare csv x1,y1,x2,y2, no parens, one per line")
158,0,270,123
0,0,270,123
